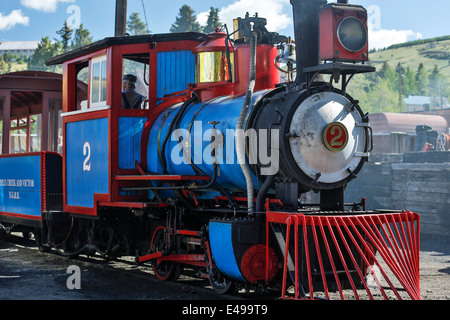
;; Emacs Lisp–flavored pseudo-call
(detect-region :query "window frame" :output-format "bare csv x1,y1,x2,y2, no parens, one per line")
89,55,108,109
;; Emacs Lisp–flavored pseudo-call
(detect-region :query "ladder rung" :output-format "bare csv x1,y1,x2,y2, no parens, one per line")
115,175,210,181
98,201,168,208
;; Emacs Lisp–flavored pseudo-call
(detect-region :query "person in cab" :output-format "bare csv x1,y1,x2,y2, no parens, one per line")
122,74,145,109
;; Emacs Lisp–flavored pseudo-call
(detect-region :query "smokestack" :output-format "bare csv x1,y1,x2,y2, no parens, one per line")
115,0,127,37
337,0,349,3
290,0,326,86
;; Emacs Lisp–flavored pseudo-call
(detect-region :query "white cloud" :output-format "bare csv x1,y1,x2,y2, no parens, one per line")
197,0,422,53
369,29,423,50
20,0,75,13
199,0,292,33
197,11,209,26
0,10,30,31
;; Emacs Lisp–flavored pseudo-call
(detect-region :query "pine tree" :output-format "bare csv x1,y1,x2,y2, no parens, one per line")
403,67,417,96
127,12,148,35
415,63,429,96
429,65,444,107
71,24,93,49
203,7,221,34
0,56,7,74
378,62,397,89
56,21,73,51
3,53,10,63
379,62,390,77
170,5,202,33
28,36,63,71
429,65,441,94
368,79,400,113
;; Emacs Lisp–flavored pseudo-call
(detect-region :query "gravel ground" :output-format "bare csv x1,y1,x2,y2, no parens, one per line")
0,233,449,301
0,235,229,300
417,234,450,300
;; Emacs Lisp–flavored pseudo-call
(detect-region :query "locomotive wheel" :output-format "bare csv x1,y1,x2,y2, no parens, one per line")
150,226,180,281
208,265,236,294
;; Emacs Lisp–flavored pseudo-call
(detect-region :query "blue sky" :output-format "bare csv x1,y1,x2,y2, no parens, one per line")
0,0,449,50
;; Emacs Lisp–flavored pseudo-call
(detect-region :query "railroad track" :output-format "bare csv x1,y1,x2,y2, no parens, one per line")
0,233,271,301
3,233,449,301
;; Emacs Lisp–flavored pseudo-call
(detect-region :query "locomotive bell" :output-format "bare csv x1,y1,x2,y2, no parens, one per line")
274,40,296,80
278,42,296,64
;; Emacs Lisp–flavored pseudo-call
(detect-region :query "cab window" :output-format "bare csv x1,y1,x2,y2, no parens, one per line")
90,55,107,108
76,61,89,110
122,53,149,109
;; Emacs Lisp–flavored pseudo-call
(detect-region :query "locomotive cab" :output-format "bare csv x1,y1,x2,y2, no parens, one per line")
44,25,286,215
46,33,206,215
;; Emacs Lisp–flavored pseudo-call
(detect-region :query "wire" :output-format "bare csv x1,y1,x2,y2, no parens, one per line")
141,0,150,34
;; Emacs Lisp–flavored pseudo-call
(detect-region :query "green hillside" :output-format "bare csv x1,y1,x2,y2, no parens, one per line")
346,36,450,114
369,37,450,79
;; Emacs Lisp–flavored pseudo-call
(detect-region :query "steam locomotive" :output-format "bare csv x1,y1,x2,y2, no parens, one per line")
0,0,421,300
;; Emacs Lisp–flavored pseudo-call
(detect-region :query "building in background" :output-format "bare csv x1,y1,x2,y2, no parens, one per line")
0,41,40,59
405,95,450,112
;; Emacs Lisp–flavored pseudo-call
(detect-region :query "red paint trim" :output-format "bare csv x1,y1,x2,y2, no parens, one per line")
64,49,108,67
157,254,206,268
110,46,121,203
115,175,210,181
106,48,113,108
0,89,11,154
62,109,110,123
63,194,109,217
138,251,163,263
176,230,200,236
41,152,46,212
98,201,168,209
135,161,146,175
62,63,71,113
0,151,59,159
62,109,68,213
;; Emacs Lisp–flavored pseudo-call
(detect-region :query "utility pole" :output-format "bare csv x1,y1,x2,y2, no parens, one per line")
399,69,402,112
397,63,403,112
115,0,127,37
